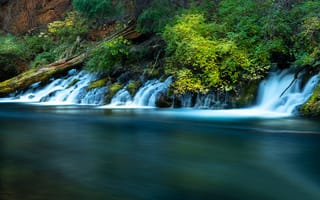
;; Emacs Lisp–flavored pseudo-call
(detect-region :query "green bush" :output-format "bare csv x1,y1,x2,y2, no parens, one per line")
0,35,26,57
291,1,320,67
48,11,88,43
23,33,54,57
0,35,28,70
163,13,264,94
31,51,56,68
72,0,123,19
136,0,177,34
85,37,131,73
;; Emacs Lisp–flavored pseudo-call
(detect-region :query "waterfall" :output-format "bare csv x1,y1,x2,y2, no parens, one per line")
107,77,173,107
175,70,319,115
109,89,132,106
0,67,319,115
254,70,320,114
2,69,106,105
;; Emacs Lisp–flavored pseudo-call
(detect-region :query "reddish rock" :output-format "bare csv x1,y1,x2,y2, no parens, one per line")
0,0,71,34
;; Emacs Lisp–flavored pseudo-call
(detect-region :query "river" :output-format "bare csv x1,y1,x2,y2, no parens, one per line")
0,103,320,200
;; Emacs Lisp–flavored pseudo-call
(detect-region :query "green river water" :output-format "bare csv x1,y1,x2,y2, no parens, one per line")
0,103,320,200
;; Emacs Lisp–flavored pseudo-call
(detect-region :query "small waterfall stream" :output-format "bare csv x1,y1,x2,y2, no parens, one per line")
0,68,319,115
2,70,106,105
107,77,173,107
254,70,320,114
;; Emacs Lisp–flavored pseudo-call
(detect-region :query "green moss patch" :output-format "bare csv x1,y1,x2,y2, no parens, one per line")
86,78,108,92
300,84,320,117
127,81,142,97
105,82,124,104
67,79,80,89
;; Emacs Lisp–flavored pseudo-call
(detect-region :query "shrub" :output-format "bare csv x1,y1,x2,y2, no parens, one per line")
0,35,28,71
23,33,54,57
291,1,320,67
85,37,131,73
163,13,263,94
72,0,123,19
31,51,56,68
48,11,88,43
136,0,177,34
0,35,26,57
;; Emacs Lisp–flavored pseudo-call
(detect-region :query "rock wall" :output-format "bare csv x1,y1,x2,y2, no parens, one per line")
0,0,71,34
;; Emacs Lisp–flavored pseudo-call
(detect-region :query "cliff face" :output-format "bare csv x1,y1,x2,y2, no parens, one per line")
0,0,71,34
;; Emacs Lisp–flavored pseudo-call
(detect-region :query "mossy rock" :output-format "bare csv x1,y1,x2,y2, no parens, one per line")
156,93,172,108
105,82,124,104
127,81,142,97
67,79,80,89
87,78,108,92
300,84,320,117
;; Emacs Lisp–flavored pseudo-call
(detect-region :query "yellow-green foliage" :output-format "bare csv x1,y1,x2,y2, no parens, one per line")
163,13,261,94
105,82,123,103
48,11,88,43
109,83,123,95
300,84,320,116
127,81,142,96
86,78,107,91
67,79,80,89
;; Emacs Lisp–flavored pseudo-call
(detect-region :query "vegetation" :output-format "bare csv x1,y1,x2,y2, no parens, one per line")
72,0,123,19
136,0,178,34
0,35,26,56
105,82,124,103
127,81,142,96
300,85,320,117
87,78,108,91
48,11,88,43
85,37,131,73
0,0,319,110
163,13,267,94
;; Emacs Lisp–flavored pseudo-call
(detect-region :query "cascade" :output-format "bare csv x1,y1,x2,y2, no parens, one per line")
1,70,106,105
254,70,320,114
108,77,173,107
176,70,319,114
0,68,319,115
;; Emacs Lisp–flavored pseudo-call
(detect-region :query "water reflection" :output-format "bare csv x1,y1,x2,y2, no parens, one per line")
1,103,320,200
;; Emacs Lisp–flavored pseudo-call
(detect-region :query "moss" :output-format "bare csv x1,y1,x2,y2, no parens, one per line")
67,79,80,89
86,78,108,91
300,84,320,117
105,82,124,104
127,81,142,96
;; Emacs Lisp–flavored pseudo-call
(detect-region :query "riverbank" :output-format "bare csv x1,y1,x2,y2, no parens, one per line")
0,0,319,116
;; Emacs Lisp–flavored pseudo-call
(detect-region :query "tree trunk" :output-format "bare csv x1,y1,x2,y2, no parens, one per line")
0,20,138,97
0,53,86,97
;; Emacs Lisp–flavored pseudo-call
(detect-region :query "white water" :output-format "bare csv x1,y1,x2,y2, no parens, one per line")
254,70,320,114
0,69,319,116
0,70,106,105
105,77,173,108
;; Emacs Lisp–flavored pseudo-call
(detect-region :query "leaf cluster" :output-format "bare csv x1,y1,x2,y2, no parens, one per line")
85,37,131,73
162,0,320,95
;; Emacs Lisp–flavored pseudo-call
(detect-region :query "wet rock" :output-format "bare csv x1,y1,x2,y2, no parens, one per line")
156,93,172,108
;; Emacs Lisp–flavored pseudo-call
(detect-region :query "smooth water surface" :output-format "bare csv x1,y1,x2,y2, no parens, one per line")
1,103,320,200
